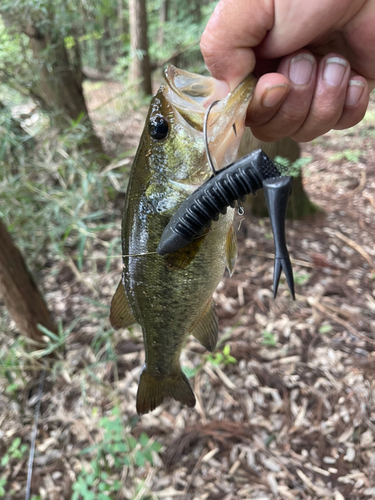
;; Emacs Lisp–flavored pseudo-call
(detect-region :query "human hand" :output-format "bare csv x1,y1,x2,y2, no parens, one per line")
200,0,375,142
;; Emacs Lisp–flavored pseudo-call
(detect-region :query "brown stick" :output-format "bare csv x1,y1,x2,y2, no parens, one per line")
0,218,56,343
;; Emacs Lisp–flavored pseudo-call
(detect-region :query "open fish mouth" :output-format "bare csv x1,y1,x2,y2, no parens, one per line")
163,66,256,170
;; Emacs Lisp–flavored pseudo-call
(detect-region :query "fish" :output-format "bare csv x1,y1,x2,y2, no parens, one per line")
110,66,256,414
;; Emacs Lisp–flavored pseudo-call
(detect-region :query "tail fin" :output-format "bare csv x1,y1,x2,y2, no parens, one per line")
136,368,196,415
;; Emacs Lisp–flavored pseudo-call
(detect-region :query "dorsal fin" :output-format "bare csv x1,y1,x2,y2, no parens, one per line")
110,279,136,329
189,299,218,352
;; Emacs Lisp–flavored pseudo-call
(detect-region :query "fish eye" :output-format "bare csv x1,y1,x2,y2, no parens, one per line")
149,115,169,140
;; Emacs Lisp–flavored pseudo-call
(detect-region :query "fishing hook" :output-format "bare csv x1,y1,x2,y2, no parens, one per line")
204,99,245,216
203,99,220,176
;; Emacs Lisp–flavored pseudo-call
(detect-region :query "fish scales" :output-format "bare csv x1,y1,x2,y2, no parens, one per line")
110,67,256,414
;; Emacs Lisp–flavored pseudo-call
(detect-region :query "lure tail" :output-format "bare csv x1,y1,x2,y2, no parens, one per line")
263,176,295,299
136,368,196,414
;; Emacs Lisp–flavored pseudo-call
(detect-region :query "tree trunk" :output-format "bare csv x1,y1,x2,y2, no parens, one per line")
191,0,201,24
24,23,105,156
129,0,152,95
117,0,126,55
238,130,319,219
0,219,56,344
157,0,169,46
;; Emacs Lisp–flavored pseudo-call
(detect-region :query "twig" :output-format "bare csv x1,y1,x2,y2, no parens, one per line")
311,300,375,345
250,250,314,268
326,229,374,269
344,170,367,196
183,448,206,498
25,366,46,500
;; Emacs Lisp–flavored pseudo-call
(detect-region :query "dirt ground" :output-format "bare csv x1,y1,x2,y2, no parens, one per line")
0,81,374,500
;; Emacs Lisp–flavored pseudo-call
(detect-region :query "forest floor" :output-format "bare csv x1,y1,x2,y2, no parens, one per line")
0,80,375,500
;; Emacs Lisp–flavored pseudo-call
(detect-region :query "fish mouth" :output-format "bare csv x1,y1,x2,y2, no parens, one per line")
164,65,256,170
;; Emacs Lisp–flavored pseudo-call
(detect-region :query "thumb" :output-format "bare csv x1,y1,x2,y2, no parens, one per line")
200,0,273,89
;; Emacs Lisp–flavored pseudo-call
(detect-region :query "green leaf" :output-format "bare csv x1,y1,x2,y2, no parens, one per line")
143,448,153,464
113,480,121,491
113,442,128,453
98,482,107,492
182,366,199,379
77,233,87,271
319,324,333,334
222,344,230,356
86,474,95,486
151,441,162,452
10,437,21,452
139,433,149,447
127,436,137,450
135,450,145,467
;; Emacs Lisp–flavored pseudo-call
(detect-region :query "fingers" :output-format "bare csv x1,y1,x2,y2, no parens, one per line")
246,52,370,142
200,0,273,88
334,77,368,130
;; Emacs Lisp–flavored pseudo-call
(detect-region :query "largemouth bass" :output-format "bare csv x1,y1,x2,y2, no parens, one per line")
110,66,256,414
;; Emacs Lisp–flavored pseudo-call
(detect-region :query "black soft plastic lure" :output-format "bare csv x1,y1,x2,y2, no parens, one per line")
156,149,295,299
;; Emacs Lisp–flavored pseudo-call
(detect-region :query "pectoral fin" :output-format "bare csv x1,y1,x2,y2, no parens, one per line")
225,224,238,277
110,279,136,329
189,299,218,352
164,231,208,271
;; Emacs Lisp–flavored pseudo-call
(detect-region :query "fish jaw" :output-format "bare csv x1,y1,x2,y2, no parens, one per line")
163,67,257,171
206,73,257,170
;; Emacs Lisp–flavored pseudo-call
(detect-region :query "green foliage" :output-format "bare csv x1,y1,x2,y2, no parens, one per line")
0,337,29,396
293,272,311,286
319,323,333,334
0,17,34,90
329,149,362,163
274,155,312,178
184,343,237,379
72,408,162,500
147,1,217,73
0,118,124,271
1,437,28,468
0,476,6,497
0,103,33,166
30,318,80,358
207,343,237,367
262,331,277,347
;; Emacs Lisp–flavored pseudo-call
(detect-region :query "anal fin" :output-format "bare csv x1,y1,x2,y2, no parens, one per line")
136,368,196,415
189,299,218,352
225,224,238,277
110,279,136,329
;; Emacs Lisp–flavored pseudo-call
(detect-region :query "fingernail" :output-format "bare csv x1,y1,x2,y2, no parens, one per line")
289,53,315,85
323,57,348,87
262,84,289,108
345,79,365,106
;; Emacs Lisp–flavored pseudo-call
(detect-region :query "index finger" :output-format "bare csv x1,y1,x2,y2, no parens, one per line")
200,0,274,89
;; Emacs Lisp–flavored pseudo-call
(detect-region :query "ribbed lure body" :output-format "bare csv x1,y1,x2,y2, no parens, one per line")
157,149,295,299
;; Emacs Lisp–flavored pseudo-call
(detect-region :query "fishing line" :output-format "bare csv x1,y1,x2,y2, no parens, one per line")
122,251,158,258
